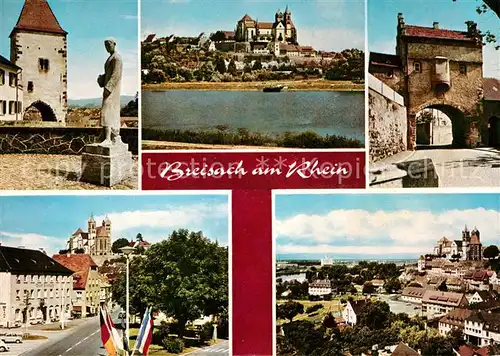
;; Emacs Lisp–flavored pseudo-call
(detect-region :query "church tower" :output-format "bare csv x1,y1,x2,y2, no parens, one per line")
88,215,96,239
10,0,68,123
103,216,111,236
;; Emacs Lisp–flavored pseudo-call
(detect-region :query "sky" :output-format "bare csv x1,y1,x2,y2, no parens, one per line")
275,193,500,259
141,0,365,52
0,0,139,99
368,0,500,79
0,194,229,255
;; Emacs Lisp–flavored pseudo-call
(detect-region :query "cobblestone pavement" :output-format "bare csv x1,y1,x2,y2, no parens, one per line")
0,154,138,190
373,147,500,188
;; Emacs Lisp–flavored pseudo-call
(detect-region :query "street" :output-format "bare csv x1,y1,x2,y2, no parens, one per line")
20,317,103,356
188,340,230,355
374,147,500,187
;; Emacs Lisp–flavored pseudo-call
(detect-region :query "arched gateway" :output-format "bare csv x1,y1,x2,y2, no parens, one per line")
370,14,497,150
24,100,57,122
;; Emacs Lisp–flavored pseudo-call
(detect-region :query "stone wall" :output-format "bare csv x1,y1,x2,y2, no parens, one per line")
369,74,408,162
0,127,138,155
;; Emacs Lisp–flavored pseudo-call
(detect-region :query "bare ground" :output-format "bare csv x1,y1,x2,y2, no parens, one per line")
0,154,138,190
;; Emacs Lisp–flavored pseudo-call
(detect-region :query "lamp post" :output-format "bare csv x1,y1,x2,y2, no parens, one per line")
120,246,135,355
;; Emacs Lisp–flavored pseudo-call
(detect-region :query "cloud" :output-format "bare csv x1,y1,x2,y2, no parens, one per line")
68,39,138,99
275,208,500,256
298,27,364,51
0,231,63,255
93,203,229,235
483,45,500,79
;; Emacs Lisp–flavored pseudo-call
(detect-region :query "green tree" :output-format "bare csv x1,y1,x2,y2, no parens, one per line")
252,60,262,70
215,57,226,74
111,257,153,320
358,300,392,330
210,31,227,42
384,278,402,293
112,238,131,253
228,59,237,76
484,245,500,259
277,301,304,322
362,281,375,294
124,229,228,337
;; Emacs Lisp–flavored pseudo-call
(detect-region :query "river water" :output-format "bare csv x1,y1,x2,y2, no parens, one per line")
142,90,365,141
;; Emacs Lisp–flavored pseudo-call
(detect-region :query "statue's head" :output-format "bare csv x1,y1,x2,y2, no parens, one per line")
104,38,117,54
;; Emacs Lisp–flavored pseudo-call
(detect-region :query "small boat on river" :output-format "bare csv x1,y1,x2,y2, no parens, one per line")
263,85,288,92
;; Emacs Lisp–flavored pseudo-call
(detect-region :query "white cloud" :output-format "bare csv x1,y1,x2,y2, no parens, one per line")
0,231,63,255
93,203,229,235
298,28,364,51
483,45,500,79
275,208,500,255
68,40,138,99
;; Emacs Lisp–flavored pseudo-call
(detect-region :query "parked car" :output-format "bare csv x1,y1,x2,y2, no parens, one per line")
1,334,22,343
0,340,10,352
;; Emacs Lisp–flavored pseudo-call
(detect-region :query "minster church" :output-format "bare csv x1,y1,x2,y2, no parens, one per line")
433,226,483,261
235,6,297,45
66,215,112,256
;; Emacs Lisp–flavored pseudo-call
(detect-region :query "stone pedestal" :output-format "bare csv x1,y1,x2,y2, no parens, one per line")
81,141,132,187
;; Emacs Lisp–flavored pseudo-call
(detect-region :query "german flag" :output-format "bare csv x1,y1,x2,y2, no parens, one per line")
100,307,118,356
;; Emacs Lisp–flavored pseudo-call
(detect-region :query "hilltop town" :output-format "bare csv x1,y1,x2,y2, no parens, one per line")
141,7,364,90
276,225,500,356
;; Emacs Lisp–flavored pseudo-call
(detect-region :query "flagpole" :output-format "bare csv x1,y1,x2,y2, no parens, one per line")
120,246,135,356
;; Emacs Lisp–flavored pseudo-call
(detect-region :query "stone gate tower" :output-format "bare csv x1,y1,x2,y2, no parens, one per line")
395,14,484,148
10,0,68,123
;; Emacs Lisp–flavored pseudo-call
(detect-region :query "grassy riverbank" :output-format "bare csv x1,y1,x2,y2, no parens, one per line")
142,128,364,149
142,79,364,91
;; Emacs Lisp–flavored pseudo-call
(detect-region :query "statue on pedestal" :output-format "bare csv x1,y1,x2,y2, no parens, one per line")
81,37,132,187
97,38,123,145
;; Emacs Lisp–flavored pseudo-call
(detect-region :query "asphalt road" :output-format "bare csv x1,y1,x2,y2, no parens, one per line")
20,317,104,356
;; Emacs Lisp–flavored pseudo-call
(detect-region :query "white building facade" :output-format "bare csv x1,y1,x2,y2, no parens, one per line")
0,56,23,122
0,246,73,328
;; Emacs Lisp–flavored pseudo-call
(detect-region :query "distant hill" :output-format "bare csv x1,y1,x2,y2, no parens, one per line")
69,95,135,108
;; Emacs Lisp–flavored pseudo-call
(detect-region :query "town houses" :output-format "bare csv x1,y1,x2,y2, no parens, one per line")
0,245,74,327
280,223,500,353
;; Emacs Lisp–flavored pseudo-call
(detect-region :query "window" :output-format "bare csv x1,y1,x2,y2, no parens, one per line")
9,101,16,115
39,58,50,72
414,61,422,73
9,72,17,87
459,63,467,74
0,69,4,85
28,81,34,93
0,101,5,116
16,290,20,301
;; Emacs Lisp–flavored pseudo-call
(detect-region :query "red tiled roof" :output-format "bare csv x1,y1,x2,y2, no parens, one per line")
73,228,84,236
129,241,151,247
458,344,490,356
223,31,235,38
96,226,108,237
404,25,473,41
257,22,273,30
240,14,254,22
391,342,420,356
52,254,97,290
12,0,67,36
484,78,500,101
